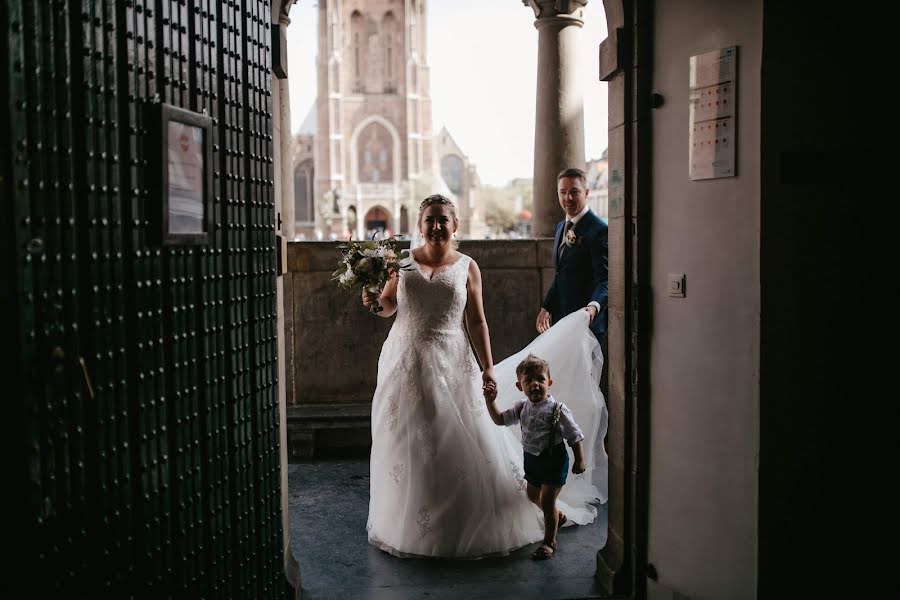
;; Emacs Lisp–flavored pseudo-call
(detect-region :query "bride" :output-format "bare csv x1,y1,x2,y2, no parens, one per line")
361,194,607,558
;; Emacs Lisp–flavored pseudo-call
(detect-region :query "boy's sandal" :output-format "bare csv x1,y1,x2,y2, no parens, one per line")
558,512,567,527
531,544,555,560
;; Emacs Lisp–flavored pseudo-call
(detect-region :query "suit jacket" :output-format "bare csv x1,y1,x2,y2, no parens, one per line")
542,210,609,341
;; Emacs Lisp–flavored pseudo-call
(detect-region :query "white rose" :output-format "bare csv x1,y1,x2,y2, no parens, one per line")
339,270,355,284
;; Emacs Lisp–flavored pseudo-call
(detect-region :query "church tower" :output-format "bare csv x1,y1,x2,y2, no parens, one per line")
314,0,434,239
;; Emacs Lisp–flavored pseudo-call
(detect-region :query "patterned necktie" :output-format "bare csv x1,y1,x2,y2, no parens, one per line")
558,221,574,258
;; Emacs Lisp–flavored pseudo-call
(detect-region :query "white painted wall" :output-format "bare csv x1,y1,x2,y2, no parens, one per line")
647,1,761,598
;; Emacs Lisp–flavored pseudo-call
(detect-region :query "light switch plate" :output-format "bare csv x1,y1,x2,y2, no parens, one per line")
668,273,685,298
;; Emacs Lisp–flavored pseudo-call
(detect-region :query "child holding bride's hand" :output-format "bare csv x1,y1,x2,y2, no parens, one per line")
483,353,586,561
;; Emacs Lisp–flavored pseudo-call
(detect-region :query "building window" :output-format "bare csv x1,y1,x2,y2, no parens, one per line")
294,160,314,222
358,122,393,183
400,205,409,235
351,11,365,91
441,154,464,194
383,12,397,92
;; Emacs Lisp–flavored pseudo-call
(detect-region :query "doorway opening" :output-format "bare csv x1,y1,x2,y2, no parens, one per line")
273,1,633,597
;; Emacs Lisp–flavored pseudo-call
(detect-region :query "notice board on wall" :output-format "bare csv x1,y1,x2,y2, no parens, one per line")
689,46,737,180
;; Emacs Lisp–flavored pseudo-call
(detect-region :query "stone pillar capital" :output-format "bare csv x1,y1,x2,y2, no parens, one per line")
277,0,291,27
522,0,588,20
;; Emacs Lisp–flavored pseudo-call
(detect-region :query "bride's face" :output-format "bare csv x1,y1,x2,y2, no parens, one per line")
420,205,457,246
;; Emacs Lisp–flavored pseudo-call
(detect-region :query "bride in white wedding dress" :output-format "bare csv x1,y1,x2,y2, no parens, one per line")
362,195,607,558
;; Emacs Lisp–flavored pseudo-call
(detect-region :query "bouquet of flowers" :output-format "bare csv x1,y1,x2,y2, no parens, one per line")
332,236,411,313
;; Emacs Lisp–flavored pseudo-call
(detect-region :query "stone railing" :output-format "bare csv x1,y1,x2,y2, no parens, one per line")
349,182,403,202
282,239,555,457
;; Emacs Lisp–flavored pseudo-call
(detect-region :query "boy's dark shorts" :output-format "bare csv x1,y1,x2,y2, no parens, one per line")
523,443,569,487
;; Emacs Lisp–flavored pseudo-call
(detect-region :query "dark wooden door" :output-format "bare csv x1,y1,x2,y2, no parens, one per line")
6,1,284,596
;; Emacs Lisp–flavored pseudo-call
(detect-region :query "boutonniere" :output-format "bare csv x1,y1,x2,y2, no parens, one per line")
564,229,580,247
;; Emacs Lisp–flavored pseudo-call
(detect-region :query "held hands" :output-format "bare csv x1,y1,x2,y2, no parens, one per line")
482,369,497,402
483,380,497,403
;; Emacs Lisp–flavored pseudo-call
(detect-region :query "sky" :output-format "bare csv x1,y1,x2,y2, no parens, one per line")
286,1,608,187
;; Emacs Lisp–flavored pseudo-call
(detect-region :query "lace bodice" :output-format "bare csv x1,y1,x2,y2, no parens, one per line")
391,254,471,342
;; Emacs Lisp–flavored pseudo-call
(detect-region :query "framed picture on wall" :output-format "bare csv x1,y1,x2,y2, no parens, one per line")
152,103,213,245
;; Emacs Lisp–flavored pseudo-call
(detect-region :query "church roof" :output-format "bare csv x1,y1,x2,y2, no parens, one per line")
436,126,465,158
297,101,316,136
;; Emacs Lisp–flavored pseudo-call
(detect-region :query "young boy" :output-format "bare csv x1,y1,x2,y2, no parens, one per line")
483,353,586,560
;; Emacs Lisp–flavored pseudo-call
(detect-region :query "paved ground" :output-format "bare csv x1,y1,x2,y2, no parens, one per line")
288,457,609,600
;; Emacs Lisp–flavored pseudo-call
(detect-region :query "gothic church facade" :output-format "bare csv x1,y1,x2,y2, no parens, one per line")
293,0,483,240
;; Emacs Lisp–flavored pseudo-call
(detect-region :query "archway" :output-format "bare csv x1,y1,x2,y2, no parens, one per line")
363,205,392,239
272,1,637,598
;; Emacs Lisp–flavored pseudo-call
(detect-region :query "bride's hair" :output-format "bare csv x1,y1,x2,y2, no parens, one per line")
417,194,459,248
418,194,457,219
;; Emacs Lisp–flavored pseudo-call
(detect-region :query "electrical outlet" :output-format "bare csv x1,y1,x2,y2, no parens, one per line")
668,273,685,298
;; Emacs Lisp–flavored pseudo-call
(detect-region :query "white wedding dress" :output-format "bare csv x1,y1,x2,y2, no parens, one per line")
367,253,608,558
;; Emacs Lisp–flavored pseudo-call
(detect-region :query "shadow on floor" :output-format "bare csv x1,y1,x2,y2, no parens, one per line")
288,457,609,600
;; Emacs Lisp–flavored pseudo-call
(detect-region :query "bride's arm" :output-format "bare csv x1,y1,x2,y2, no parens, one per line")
361,273,399,317
464,259,495,384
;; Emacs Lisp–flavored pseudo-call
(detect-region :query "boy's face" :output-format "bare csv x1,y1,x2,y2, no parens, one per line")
515,368,553,403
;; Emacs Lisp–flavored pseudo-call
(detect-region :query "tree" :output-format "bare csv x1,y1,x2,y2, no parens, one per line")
480,185,519,233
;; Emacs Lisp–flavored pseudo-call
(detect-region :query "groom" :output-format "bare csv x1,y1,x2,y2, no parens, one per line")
536,167,608,343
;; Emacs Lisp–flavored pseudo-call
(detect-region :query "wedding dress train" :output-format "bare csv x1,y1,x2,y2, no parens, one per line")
367,254,608,558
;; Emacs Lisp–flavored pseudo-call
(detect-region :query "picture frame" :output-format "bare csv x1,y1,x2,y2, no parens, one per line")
151,103,213,245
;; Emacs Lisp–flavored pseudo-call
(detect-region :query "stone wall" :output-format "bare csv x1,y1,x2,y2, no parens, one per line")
284,239,556,406
283,239,555,456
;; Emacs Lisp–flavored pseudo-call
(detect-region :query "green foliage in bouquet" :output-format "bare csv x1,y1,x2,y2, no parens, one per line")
332,237,412,311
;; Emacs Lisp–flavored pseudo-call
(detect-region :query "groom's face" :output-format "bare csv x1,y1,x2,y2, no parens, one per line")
557,176,589,218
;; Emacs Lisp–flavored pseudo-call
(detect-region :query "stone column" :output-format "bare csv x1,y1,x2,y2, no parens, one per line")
277,10,295,240
525,0,587,237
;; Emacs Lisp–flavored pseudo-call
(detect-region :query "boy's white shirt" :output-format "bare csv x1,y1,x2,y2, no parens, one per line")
500,394,584,455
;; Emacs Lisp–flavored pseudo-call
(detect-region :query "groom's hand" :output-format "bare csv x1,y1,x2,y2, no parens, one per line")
582,305,598,325
536,308,551,333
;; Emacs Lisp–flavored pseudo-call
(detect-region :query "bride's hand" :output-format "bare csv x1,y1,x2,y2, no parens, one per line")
481,368,496,391
362,289,379,307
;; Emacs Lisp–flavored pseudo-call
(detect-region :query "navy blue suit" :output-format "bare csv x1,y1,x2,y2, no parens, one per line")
542,210,609,341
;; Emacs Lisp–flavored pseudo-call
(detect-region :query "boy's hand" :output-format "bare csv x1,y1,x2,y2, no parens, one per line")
572,459,587,475
483,381,497,402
